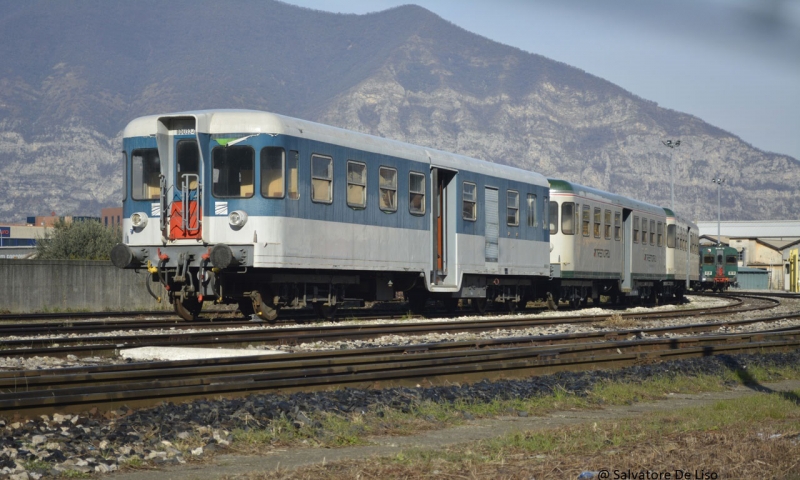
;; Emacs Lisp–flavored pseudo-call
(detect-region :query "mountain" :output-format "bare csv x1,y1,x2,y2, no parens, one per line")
0,0,796,222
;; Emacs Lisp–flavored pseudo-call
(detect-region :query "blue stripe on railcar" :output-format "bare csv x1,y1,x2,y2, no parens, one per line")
122,133,549,243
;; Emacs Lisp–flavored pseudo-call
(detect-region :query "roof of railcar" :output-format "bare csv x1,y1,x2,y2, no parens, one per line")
663,208,699,229
123,109,548,187
548,178,665,215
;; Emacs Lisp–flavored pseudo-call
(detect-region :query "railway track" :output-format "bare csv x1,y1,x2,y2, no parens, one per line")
2,327,798,416
0,293,772,359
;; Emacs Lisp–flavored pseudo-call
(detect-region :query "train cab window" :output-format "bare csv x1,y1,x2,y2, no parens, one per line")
288,150,299,200
311,154,333,204
582,204,591,237
560,202,574,235
726,255,737,265
549,201,559,234
614,212,621,241
121,151,128,201
526,194,537,227
177,140,200,192
650,220,656,245
633,216,639,243
507,191,519,226
379,167,398,212
409,171,425,215
463,182,477,221
260,147,285,198
212,145,255,198
603,210,611,239
657,222,663,247
346,161,367,209
131,148,161,200
593,207,601,238
703,254,714,264
667,224,676,248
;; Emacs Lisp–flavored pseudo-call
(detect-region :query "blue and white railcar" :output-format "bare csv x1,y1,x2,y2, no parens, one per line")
111,110,552,320
548,179,669,305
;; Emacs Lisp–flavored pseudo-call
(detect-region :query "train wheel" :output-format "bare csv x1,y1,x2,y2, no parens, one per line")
505,300,517,313
174,295,202,321
237,300,255,318
407,291,428,314
471,298,487,314
313,302,338,321
442,298,459,313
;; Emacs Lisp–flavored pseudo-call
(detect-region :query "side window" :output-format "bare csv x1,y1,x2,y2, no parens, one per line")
633,216,639,243
131,148,160,200
582,204,590,237
346,161,367,209
379,167,397,212
260,147,285,198
593,207,601,238
657,222,664,247
650,220,656,245
212,145,254,198
463,182,477,221
526,194,537,227
667,224,676,248
288,150,299,200
560,202,574,235
614,211,621,241
507,190,519,226
641,218,648,246
409,171,425,215
311,154,333,204
549,201,559,235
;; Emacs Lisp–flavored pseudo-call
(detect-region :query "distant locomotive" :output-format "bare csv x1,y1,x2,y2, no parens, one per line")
111,109,706,321
699,245,738,291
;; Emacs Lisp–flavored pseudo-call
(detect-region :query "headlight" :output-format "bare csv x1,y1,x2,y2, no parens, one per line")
131,212,148,229
228,210,248,228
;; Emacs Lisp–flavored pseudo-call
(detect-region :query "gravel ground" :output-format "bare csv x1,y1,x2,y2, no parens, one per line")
1,350,799,479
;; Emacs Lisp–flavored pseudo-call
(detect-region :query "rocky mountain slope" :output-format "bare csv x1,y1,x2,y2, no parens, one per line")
0,0,796,222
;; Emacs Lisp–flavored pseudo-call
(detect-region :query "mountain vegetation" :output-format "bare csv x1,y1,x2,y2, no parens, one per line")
0,0,796,222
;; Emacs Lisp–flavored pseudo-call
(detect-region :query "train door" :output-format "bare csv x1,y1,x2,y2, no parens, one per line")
485,187,499,267
621,208,633,292
431,167,457,287
156,116,203,241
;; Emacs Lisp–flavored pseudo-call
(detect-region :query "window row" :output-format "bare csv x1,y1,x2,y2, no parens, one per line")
632,216,664,247
462,183,547,228
666,225,698,253
550,202,622,241
131,146,426,215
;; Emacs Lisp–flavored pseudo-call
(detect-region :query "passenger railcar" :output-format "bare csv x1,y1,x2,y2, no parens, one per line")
111,110,553,320
547,179,674,305
664,208,700,300
699,245,738,291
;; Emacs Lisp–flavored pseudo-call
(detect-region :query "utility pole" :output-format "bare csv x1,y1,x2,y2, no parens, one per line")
662,139,681,210
712,177,724,245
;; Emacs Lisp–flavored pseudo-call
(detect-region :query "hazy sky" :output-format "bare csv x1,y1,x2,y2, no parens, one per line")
281,0,800,161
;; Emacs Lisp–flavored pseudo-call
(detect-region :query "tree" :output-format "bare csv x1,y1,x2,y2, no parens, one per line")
35,219,122,260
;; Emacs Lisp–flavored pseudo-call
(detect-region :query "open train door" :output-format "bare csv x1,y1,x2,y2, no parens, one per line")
156,116,203,241
621,208,633,293
430,167,458,288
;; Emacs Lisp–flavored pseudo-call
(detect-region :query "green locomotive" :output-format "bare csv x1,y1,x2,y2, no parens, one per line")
698,245,738,291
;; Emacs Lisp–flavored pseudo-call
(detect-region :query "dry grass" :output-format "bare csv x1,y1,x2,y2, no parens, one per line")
228,388,800,480
602,311,640,329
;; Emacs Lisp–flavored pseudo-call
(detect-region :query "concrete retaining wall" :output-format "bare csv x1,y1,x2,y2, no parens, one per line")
0,259,171,313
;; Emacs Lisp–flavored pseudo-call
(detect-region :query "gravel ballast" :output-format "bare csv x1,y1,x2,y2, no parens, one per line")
1,350,799,479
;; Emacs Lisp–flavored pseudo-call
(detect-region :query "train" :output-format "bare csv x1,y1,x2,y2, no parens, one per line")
698,245,739,291
110,109,706,321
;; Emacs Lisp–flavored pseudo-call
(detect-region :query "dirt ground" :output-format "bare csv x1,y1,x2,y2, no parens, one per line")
109,380,800,480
